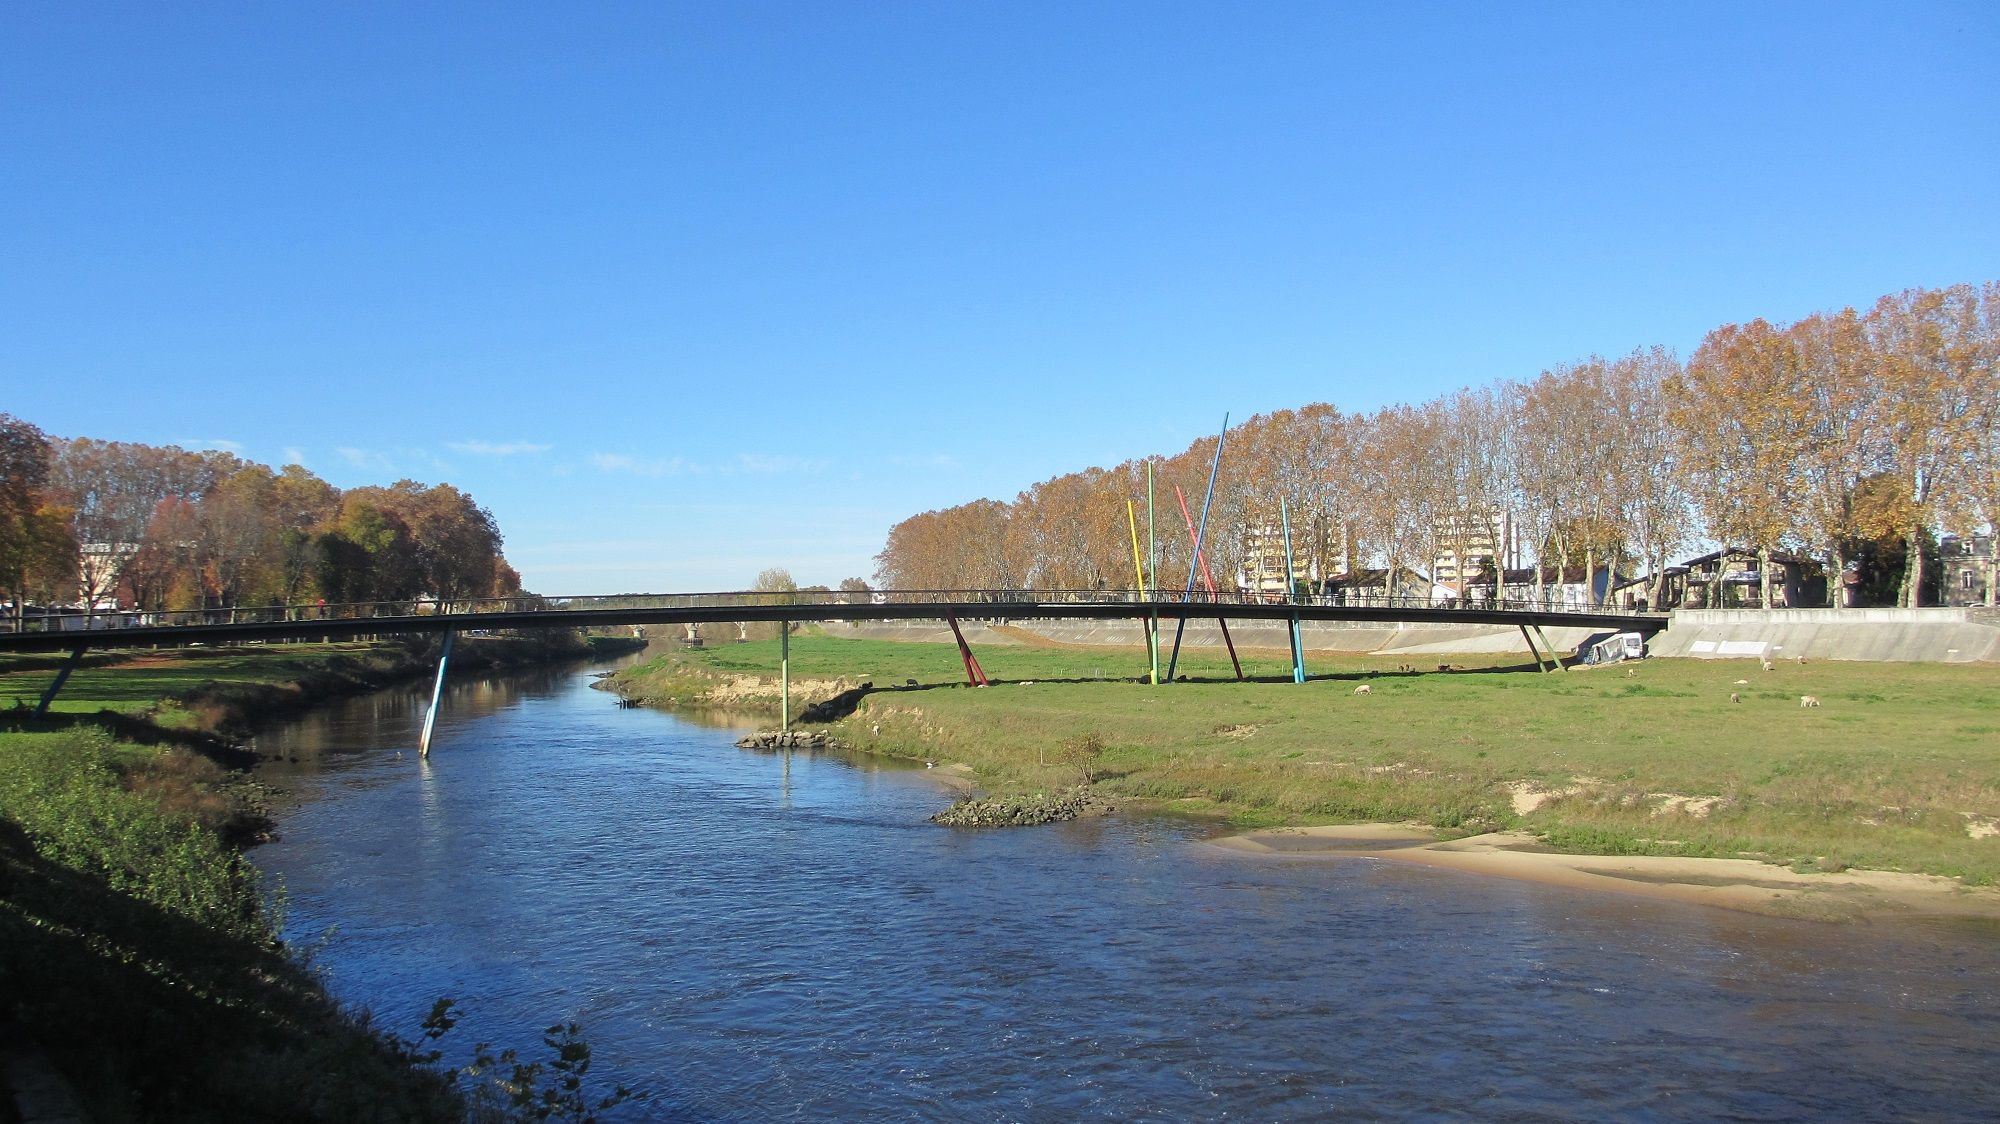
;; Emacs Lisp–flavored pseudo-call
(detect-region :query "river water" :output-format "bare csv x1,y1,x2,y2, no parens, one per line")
251,659,2000,1121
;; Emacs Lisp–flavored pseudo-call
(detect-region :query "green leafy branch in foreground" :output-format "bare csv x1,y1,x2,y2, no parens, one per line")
403,998,648,1123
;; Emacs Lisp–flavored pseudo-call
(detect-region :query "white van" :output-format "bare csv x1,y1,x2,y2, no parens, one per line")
1584,632,1647,665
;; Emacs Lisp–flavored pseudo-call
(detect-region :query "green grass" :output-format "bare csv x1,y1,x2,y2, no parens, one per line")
612,630,2000,883
0,643,397,715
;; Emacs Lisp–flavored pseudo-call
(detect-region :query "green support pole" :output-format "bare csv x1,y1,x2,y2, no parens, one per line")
35,643,88,717
1531,623,1563,672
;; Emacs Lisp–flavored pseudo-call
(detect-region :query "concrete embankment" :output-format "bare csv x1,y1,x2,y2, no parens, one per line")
1648,607,2000,663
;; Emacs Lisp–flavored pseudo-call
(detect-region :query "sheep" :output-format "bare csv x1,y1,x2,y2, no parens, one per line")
1353,684,1373,695
1730,692,1740,704
1800,695,1821,708
1761,659,1775,672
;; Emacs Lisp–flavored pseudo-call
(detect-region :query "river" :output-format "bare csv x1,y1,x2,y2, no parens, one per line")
251,657,2000,1120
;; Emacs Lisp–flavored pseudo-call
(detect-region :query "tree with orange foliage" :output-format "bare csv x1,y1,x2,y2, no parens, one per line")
1863,285,1986,606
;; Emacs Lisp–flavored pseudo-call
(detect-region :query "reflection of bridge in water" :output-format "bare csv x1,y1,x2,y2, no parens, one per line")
5,589,1668,750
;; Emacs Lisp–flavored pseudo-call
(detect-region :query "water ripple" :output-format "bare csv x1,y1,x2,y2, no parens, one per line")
254,665,2000,1121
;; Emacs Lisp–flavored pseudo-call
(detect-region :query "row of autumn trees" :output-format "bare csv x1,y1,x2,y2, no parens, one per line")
876,282,2000,609
0,416,521,626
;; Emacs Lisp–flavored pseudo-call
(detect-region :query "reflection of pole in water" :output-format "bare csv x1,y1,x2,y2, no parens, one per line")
418,753,442,833
780,741,793,809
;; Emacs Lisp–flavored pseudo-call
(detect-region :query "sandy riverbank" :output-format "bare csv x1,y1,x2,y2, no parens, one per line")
1210,825,2000,924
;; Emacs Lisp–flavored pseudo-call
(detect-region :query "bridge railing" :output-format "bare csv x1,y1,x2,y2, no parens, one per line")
8,587,1657,635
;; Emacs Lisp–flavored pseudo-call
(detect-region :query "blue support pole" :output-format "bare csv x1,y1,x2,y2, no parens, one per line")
35,643,88,717
419,630,455,757
1166,414,1229,683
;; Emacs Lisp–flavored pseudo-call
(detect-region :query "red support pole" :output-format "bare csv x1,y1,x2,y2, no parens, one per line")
946,615,988,686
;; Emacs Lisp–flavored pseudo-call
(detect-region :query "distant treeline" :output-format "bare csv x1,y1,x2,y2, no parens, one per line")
0,423,520,622
875,282,1999,609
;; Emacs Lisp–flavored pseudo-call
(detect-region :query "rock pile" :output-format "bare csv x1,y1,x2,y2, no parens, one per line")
736,730,843,750
930,790,1111,827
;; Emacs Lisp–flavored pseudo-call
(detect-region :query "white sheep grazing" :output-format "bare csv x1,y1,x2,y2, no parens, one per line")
1354,684,1373,695
1730,692,1740,704
1761,659,1775,672
1800,695,1821,708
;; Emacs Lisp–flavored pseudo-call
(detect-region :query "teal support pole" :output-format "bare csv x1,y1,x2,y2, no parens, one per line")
1280,498,1305,684
419,630,455,757
35,643,88,717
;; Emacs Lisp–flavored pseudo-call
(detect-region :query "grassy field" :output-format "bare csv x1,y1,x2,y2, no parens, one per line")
610,629,2000,884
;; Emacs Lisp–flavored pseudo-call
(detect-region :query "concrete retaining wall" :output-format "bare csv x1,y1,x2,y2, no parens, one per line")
1648,608,2000,663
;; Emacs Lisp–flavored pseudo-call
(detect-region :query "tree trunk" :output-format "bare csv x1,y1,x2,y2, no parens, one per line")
1828,546,1846,608
1984,532,2000,604
1902,528,1924,608
1584,544,1597,608
1758,546,1773,610
1989,535,1998,608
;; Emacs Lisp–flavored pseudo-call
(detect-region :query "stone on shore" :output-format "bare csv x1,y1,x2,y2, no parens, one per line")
736,730,841,750
930,790,1111,827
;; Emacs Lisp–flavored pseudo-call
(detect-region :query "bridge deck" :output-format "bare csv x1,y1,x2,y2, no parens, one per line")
0,592,1666,654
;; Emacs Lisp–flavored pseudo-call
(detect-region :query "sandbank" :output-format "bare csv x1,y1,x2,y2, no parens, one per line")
1210,825,2000,924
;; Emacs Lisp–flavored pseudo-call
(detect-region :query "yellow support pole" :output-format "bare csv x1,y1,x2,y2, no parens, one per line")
1146,460,1160,685
1127,500,1155,683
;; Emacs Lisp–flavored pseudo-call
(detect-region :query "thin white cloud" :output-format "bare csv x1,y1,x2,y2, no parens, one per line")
590,452,694,477
337,446,395,472
737,453,828,475
586,451,826,478
281,446,307,467
449,439,553,456
889,453,960,471
176,437,244,454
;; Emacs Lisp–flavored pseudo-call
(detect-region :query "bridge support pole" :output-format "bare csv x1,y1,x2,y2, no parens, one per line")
1280,498,1306,684
1519,625,1553,672
946,615,988,687
34,643,88,717
419,630,455,757
1533,624,1564,671
1523,623,1565,673
780,624,790,732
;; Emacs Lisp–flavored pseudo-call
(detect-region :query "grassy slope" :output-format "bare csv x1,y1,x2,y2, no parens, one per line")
611,631,2000,883
0,729,459,1122
0,643,467,1121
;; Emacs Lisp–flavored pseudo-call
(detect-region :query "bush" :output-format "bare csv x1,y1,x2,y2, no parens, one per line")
0,729,263,938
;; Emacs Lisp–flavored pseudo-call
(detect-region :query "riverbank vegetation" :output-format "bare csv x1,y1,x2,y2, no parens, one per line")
876,281,1999,611
0,633,645,1120
608,632,2000,885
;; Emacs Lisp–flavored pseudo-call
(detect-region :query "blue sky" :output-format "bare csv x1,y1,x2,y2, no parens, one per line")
5,2,1995,593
